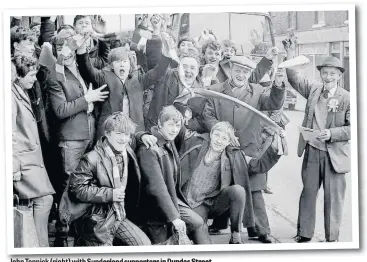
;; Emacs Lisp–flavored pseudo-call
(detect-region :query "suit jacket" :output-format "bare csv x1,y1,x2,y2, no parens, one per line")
12,83,55,199
137,127,181,226
286,68,351,173
202,80,285,158
47,65,91,141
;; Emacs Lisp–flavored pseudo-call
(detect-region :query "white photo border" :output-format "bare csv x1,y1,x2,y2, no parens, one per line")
3,3,359,255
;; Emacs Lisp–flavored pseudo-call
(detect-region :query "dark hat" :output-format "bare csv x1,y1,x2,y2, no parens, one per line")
230,55,257,70
316,56,345,73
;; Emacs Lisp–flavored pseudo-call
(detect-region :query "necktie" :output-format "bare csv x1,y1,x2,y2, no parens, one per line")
323,89,330,99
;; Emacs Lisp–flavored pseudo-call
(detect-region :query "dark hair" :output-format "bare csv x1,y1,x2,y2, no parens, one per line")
11,27,37,55
13,55,38,78
103,111,137,135
110,37,132,50
56,24,75,34
179,46,201,64
201,40,222,55
177,35,196,48
73,15,93,26
29,22,41,30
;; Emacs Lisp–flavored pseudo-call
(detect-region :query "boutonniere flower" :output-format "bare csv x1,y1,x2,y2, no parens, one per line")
327,98,340,112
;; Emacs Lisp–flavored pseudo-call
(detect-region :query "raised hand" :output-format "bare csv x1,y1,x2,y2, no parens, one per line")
92,15,107,34
265,46,279,61
84,83,109,103
161,32,176,57
250,29,262,47
274,67,286,87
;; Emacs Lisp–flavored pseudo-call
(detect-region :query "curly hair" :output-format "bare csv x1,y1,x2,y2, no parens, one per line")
13,55,38,78
103,112,137,135
11,27,37,55
201,40,222,55
222,39,237,54
178,46,201,65
177,35,196,49
110,37,132,50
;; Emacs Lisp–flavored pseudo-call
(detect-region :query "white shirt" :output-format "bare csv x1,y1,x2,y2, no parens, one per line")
323,85,337,99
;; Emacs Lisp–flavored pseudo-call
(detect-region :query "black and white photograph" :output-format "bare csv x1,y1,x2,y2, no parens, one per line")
2,3,358,256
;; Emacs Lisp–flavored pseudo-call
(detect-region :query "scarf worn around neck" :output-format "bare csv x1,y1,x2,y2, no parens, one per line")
105,143,128,221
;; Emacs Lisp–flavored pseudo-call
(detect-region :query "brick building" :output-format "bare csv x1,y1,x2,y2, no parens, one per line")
269,11,350,90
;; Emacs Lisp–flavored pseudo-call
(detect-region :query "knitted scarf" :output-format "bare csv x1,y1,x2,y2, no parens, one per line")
105,143,129,221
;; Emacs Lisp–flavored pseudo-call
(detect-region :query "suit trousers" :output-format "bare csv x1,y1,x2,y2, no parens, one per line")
247,190,271,236
297,145,346,241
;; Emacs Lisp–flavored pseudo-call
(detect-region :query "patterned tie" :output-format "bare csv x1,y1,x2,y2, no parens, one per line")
323,89,330,99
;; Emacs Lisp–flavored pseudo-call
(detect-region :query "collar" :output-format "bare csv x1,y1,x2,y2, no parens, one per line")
151,126,170,147
227,79,253,94
323,85,337,97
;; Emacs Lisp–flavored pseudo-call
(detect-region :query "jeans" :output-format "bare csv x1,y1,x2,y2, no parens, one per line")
59,114,95,191
32,194,54,247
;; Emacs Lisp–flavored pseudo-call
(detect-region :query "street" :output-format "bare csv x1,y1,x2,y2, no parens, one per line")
264,95,353,242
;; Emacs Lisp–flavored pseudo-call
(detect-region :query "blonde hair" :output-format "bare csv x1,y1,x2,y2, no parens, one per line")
210,122,236,141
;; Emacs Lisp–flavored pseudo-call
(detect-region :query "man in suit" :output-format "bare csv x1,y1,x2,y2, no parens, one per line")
284,41,350,243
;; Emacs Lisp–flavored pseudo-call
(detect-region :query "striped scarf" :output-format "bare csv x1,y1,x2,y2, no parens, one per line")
105,144,129,221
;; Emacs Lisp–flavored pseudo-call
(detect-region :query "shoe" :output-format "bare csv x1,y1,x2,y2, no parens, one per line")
229,239,244,244
247,227,258,238
319,239,338,243
258,234,273,243
209,227,224,235
263,187,273,194
293,235,311,243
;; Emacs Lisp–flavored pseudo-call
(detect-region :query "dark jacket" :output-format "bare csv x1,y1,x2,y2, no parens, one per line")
77,53,172,139
68,137,143,244
47,65,91,141
176,131,280,227
137,127,181,226
202,80,285,158
146,69,204,131
12,83,55,199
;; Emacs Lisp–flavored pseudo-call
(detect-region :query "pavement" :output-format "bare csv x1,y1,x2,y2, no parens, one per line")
48,98,353,246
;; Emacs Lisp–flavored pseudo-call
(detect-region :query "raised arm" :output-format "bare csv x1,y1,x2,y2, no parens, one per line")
202,98,220,132
89,39,109,70
141,33,174,90
76,51,106,87
259,68,286,111
246,136,281,175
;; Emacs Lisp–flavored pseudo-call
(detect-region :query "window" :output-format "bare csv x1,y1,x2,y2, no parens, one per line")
313,11,325,28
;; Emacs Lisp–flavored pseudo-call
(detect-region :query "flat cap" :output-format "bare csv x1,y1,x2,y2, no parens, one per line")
230,55,257,69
